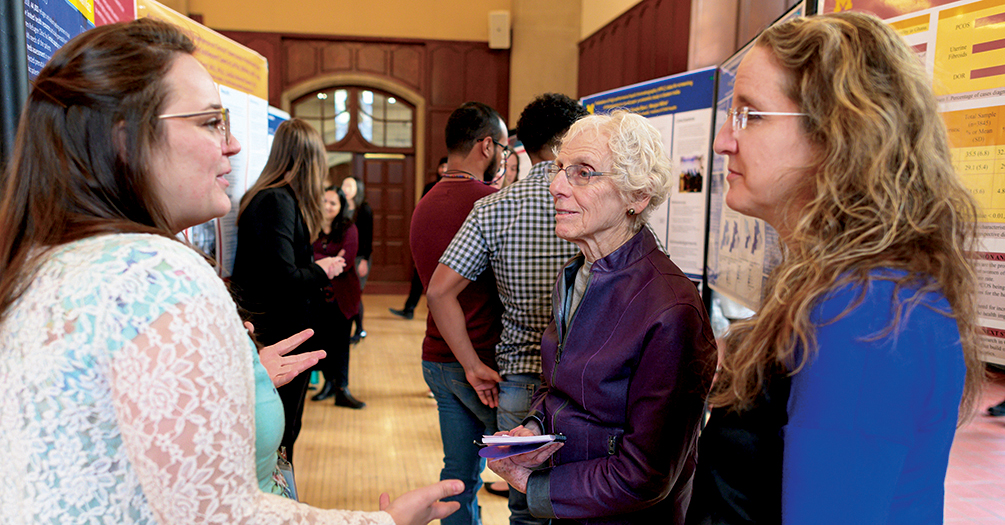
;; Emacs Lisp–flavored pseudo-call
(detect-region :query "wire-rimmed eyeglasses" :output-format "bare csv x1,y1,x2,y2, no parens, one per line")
548,163,617,186
725,106,807,132
159,107,231,145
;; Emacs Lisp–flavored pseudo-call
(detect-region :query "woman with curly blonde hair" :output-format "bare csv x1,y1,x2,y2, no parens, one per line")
686,12,983,525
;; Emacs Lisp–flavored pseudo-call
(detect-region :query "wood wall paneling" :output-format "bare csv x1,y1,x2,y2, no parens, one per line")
578,0,691,98
214,30,509,287
285,40,321,87
391,46,423,91
464,48,499,114
322,45,353,73
357,45,389,75
428,45,466,108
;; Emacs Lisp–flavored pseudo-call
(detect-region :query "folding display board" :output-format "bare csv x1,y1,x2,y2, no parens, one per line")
581,66,719,284
704,2,807,310
817,0,1005,365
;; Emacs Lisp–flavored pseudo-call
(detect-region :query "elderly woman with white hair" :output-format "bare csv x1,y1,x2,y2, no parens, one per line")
488,110,717,524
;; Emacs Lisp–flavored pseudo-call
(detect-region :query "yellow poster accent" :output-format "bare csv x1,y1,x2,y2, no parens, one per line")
137,0,268,100
935,0,1005,97
944,106,1005,221
67,0,95,25
889,14,929,36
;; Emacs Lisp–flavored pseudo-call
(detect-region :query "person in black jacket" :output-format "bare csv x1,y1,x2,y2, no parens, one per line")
231,118,346,462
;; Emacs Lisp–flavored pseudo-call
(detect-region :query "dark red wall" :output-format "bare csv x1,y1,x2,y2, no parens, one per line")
578,0,691,98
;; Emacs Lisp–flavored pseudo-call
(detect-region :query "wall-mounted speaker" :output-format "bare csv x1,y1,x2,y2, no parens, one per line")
489,10,511,50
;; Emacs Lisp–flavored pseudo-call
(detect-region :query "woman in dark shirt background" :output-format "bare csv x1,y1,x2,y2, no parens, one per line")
342,176,372,344
311,186,366,409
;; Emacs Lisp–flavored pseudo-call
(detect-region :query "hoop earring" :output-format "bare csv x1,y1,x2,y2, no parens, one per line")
628,208,636,216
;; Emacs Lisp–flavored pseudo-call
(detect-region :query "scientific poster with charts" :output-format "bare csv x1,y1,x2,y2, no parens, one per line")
580,67,718,282
705,3,806,310
819,0,1005,364
214,86,271,277
138,0,270,278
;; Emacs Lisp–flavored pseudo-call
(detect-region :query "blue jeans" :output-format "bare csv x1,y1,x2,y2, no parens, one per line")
423,361,498,525
497,373,548,525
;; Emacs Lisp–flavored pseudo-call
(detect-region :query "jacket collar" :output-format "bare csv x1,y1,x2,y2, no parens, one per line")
587,226,658,274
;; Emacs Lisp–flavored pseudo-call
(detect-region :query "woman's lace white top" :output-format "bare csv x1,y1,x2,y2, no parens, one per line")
0,234,393,525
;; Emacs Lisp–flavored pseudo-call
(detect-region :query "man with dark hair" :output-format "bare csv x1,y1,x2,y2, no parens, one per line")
427,93,588,525
411,102,509,525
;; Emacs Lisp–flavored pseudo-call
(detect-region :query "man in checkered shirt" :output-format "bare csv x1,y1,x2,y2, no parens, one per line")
427,93,588,525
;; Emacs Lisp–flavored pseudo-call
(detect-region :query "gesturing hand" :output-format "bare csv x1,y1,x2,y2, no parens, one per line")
379,479,463,525
246,322,326,388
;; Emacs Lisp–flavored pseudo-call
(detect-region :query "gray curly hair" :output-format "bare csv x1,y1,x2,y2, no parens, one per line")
559,109,674,231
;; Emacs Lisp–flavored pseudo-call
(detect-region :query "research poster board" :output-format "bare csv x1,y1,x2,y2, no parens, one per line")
705,3,807,309
138,0,270,277
24,0,95,79
581,67,718,282
819,1,1005,365
95,0,136,25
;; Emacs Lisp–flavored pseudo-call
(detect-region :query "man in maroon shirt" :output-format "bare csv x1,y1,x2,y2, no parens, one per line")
410,101,509,525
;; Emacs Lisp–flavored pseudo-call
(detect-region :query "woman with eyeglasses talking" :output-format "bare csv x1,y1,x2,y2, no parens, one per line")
487,110,717,524
685,12,983,525
0,19,461,525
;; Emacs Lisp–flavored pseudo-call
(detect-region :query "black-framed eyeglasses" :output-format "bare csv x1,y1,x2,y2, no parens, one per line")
488,137,513,161
725,106,807,132
548,163,616,186
159,107,231,145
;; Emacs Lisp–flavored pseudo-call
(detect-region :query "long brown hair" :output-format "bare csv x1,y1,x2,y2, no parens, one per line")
239,118,326,239
0,19,195,325
711,12,984,423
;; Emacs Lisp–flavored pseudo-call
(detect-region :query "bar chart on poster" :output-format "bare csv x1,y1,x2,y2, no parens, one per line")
820,0,1005,364
933,1,1005,225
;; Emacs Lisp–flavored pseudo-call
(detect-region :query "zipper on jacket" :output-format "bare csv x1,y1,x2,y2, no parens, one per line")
608,434,618,456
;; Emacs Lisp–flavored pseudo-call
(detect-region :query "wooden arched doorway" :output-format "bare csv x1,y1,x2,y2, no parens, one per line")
283,77,426,290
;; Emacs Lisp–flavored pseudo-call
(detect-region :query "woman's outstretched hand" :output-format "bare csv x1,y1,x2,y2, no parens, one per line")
379,479,463,525
246,323,326,387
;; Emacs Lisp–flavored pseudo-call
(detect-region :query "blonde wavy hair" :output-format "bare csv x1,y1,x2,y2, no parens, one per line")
560,110,674,231
711,12,984,424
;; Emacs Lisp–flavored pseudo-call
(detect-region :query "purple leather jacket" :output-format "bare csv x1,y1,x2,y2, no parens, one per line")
524,227,717,524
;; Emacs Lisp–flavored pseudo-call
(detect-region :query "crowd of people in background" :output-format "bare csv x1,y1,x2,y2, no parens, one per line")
1,9,1001,525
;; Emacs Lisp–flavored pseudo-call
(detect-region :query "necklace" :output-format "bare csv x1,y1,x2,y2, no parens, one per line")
440,169,477,180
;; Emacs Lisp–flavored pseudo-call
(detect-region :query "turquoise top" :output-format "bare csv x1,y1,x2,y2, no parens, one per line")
251,347,287,495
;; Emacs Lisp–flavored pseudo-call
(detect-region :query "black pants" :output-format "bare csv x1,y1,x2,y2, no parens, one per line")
314,301,352,389
403,266,423,311
276,370,310,464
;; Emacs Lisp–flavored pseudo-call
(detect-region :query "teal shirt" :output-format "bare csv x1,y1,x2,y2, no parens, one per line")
251,344,287,495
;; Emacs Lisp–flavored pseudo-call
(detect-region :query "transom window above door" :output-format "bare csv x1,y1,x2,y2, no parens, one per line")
292,87,414,150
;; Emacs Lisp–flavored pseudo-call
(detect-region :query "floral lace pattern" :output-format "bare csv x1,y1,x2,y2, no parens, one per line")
0,234,393,525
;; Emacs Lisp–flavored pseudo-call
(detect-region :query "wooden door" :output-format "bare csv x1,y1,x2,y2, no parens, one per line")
354,153,415,286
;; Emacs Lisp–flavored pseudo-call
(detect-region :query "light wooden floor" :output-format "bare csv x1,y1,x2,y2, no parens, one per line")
295,294,509,524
